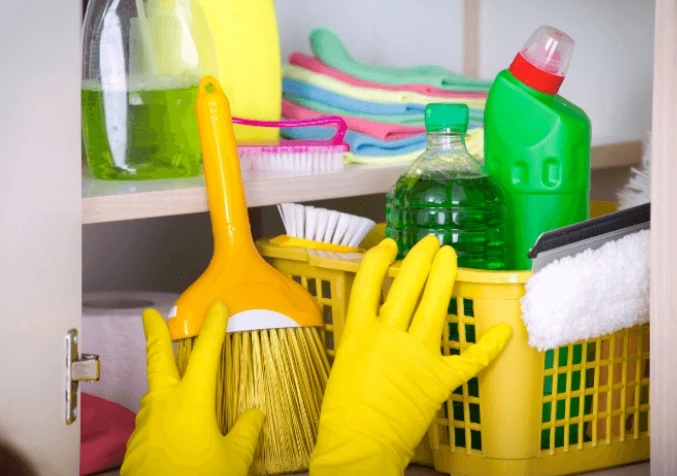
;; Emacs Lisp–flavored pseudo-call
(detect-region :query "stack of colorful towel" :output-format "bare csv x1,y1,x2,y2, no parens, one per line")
281,27,492,165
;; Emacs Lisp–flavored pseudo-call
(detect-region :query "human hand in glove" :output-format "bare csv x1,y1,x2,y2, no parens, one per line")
309,236,513,475
121,302,264,476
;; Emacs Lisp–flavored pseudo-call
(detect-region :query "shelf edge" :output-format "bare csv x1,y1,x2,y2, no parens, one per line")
83,140,643,225
83,165,408,224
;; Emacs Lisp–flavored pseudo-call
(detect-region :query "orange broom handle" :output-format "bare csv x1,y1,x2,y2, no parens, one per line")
196,76,257,261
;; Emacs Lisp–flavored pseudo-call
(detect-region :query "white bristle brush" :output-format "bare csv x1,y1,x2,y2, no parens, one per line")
273,202,376,252
232,116,348,175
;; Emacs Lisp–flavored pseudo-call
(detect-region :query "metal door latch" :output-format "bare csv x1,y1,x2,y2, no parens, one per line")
65,328,100,424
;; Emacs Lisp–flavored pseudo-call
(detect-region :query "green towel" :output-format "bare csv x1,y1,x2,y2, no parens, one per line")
309,27,493,92
284,94,484,126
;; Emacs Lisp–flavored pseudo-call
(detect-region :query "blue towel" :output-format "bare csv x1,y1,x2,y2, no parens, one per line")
283,78,425,116
281,125,427,157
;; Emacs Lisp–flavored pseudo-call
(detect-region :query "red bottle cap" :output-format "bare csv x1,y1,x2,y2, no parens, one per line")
508,25,574,95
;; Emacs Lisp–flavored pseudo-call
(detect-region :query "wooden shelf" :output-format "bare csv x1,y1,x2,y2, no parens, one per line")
82,140,642,225
82,163,409,224
590,139,643,170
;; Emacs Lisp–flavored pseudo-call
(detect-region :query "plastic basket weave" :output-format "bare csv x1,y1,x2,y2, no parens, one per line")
255,201,650,475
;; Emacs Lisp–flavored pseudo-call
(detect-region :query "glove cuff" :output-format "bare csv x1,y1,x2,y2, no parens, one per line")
310,424,409,476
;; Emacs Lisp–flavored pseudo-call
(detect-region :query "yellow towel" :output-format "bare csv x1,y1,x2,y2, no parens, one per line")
284,65,486,109
345,129,484,165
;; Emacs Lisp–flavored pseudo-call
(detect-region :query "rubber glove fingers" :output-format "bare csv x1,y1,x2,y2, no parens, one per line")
142,307,181,392
343,238,398,335
222,409,266,475
121,301,265,476
408,244,458,351
181,301,227,398
380,235,440,331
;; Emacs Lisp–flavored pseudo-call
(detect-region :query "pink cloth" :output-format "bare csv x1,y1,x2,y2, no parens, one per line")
282,99,425,141
289,52,488,99
80,393,136,475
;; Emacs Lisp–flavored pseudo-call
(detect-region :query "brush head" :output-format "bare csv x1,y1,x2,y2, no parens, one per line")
273,202,376,253
233,115,348,175
238,143,346,174
222,327,329,475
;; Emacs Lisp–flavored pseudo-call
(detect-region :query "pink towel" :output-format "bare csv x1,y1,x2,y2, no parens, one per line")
282,99,424,141
80,393,136,475
289,52,488,99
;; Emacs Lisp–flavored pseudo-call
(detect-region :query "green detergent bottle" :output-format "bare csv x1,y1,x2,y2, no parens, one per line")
484,26,592,450
385,103,509,270
484,25,591,271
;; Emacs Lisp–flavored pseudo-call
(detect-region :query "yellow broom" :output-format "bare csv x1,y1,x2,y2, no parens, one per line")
168,76,330,475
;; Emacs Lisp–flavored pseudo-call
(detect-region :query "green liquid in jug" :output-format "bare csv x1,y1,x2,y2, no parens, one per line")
82,84,202,180
386,174,509,270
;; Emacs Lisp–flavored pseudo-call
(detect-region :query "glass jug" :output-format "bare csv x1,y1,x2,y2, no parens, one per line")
82,0,216,180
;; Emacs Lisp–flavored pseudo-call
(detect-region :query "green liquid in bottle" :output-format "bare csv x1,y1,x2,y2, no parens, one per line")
82,84,202,180
386,173,508,269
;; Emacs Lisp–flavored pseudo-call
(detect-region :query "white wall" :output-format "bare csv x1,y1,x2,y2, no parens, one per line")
83,0,654,293
478,0,655,143
275,0,464,71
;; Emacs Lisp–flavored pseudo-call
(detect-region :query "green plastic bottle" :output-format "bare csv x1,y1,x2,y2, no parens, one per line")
484,25,591,270
385,103,509,270
484,26,593,449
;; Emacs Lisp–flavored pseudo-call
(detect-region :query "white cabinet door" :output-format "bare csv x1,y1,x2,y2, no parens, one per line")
0,0,82,474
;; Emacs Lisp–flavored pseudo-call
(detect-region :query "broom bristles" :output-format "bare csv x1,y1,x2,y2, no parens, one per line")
176,327,330,476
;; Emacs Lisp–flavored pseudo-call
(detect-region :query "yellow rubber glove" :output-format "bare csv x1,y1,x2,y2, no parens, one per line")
309,236,513,475
121,302,264,476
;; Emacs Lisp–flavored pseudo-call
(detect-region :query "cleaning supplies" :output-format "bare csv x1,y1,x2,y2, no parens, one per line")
282,99,426,140
290,52,489,99
169,76,329,475
281,100,486,163
522,202,650,348
281,123,427,157
308,27,493,92
484,25,592,270
81,0,215,180
283,64,488,109
283,77,426,114
232,116,348,174
195,0,282,142
385,103,509,269
272,202,376,253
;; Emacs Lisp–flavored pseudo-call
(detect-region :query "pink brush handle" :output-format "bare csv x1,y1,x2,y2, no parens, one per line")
232,115,348,145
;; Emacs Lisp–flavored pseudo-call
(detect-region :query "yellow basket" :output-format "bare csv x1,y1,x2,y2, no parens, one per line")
255,201,650,475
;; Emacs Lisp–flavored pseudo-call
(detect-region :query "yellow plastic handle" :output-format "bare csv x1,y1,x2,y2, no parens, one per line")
168,76,322,340
196,76,255,258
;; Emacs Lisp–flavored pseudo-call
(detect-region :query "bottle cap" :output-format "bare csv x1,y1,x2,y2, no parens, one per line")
424,103,469,134
509,25,574,95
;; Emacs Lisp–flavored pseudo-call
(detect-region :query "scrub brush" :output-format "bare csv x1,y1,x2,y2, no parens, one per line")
169,76,330,475
271,202,376,253
232,116,348,174
521,202,651,351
